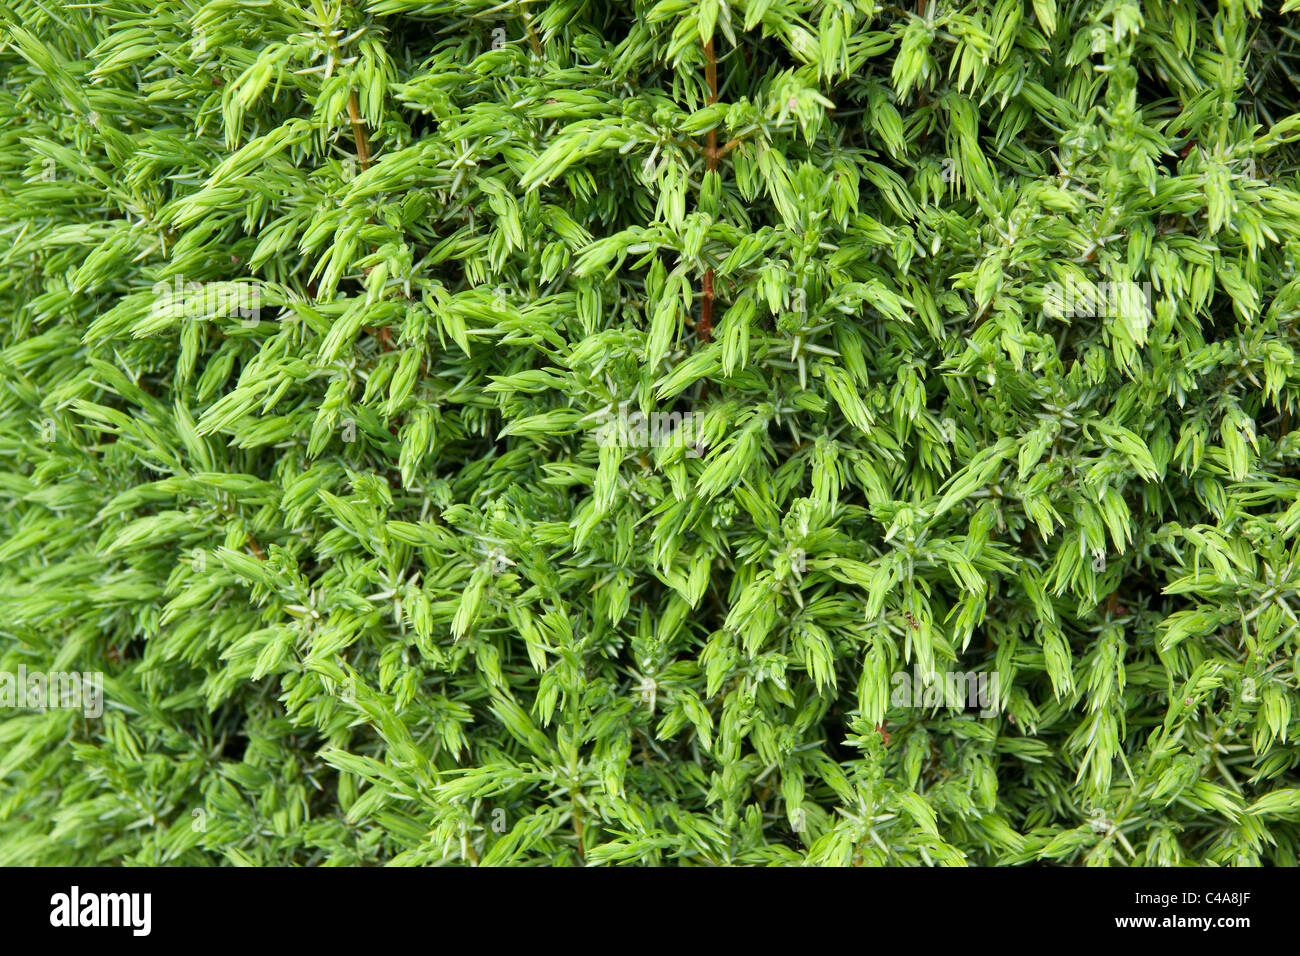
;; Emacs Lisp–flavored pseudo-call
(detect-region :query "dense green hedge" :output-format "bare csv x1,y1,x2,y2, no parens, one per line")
3,0,1300,865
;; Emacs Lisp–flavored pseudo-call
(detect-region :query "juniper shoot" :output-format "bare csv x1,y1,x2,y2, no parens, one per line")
2,0,1300,866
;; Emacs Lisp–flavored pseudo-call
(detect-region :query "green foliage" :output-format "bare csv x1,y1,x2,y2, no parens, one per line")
3,0,1300,865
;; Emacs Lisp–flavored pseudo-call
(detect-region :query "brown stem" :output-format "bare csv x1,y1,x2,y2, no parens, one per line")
704,37,720,168
347,92,396,358
699,268,715,343
715,136,743,159
346,91,372,171
521,13,543,57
